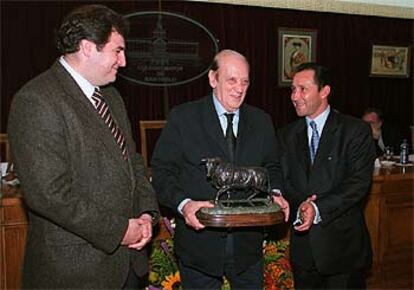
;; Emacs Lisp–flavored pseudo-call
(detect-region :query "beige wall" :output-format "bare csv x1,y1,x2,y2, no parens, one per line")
190,0,414,19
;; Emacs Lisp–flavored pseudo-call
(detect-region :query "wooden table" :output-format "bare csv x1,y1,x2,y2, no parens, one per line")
0,185,27,290
366,165,414,289
1,165,413,289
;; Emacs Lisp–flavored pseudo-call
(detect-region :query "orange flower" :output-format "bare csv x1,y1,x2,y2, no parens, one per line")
264,243,278,255
161,271,181,290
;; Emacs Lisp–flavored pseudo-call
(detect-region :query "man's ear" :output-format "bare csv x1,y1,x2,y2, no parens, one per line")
208,70,217,88
78,39,95,57
320,85,331,100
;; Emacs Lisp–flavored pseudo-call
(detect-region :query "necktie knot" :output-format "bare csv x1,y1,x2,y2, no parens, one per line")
224,113,235,134
92,89,104,107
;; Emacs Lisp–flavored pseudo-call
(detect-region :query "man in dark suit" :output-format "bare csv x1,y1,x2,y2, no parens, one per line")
7,5,159,289
277,63,376,289
151,49,289,289
362,107,403,157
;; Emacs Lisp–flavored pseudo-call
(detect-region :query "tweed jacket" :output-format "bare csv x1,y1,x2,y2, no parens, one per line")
7,60,159,289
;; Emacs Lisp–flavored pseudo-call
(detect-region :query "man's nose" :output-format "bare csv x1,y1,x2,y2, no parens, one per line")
118,52,126,67
291,90,299,101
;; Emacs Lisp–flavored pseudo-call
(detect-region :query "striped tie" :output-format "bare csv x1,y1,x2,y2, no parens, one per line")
92,89,128,160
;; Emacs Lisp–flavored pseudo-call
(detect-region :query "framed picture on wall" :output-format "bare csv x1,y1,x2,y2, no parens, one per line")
370,45,411,77
278,28,317,87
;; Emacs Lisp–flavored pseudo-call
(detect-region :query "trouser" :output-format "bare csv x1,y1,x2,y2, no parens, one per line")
179,233,263,290
292,263,366,290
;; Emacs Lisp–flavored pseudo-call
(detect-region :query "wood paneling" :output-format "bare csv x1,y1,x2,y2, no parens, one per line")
0,190,27,289
366,166,414,289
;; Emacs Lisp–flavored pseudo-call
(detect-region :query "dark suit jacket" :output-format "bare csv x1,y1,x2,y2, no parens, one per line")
7,60,159,289
151,95,280,276
277,110,376,275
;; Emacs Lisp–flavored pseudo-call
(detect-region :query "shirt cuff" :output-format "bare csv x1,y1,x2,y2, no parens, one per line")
310,201,322,224
271,189,282,196
177,198,191,215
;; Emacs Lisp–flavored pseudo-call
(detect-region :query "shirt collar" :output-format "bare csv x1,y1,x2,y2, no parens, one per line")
212,93,240,117
306,105,330,132
59,56,96,99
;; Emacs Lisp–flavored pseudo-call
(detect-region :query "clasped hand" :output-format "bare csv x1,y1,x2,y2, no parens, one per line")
121,213,153,250
294,194,317,232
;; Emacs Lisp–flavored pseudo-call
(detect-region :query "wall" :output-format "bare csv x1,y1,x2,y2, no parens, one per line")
1,0,413,150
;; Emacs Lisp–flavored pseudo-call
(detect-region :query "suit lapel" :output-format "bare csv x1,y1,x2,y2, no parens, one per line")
313,111,339,167
234,104,251,164
295,120,311,174
51,61,130,177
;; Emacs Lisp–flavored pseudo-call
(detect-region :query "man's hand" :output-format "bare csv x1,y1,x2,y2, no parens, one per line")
370,123,381,140
182,200,214,230
272,195,290,222
294,194,316,232
121,214,153,250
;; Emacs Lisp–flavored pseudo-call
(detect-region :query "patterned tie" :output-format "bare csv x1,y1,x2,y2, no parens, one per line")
92,89,128,160
224,113,236,163
309,121,319,164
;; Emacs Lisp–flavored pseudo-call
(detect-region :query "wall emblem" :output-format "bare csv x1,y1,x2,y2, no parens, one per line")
120,11,219,86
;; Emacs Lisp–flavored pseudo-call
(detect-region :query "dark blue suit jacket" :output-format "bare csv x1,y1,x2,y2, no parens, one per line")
277,110,376,274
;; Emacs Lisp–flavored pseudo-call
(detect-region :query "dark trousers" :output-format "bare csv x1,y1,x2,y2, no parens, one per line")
179,233,263,290
122,266,140,290
292,263,366,290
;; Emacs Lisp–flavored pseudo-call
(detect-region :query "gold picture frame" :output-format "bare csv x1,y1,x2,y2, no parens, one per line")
370,45,411,77
278,28,317,87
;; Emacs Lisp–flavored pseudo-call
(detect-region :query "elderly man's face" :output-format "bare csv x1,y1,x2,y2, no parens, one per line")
208,54,250,112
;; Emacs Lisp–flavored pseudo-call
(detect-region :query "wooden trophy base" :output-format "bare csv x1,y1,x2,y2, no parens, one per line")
196,203,284,227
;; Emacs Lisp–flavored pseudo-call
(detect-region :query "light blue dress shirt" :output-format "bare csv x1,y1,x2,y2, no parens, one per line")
295,106,331,225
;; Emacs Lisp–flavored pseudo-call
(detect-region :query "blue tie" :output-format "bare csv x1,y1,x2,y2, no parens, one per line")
310,121,319,164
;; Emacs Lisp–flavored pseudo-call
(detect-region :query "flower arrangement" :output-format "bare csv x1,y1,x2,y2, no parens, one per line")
148,218,181,290
263,239,294,290
148,218,294,290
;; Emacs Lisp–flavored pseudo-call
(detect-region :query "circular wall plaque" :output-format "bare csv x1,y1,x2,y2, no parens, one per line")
120,11,219,87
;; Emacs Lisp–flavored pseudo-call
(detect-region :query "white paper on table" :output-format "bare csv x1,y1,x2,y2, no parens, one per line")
0,162,8,177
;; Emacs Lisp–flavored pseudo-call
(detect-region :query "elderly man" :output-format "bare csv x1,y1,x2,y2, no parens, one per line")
151,49,288,289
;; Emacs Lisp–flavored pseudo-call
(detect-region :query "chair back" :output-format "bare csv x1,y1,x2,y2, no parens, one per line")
0,134,11,163
139,120,166,170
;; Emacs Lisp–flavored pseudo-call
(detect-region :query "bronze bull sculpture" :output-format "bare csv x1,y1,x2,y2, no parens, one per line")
201,157,271,204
